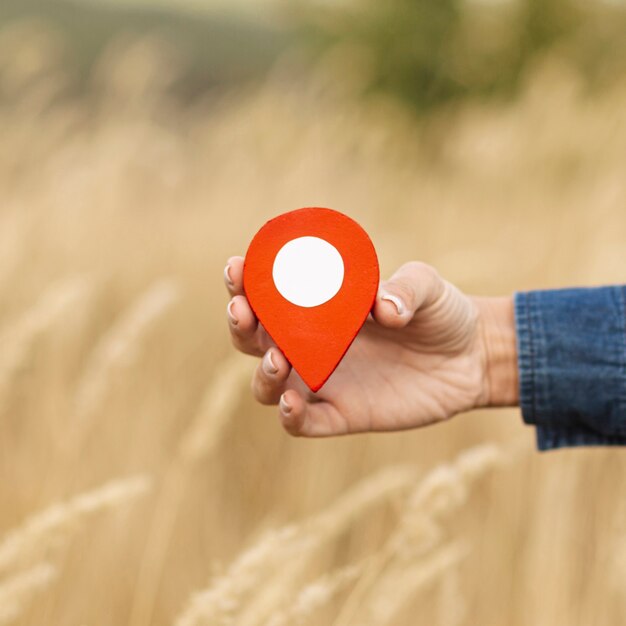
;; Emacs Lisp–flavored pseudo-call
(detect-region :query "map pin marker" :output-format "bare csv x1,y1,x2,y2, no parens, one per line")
243,207,379,392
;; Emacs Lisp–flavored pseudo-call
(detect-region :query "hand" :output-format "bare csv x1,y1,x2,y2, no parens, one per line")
225,257,518,437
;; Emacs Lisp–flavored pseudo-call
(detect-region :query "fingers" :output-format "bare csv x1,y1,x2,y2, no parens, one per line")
226,294,266,356
252,348,292,404
224,256,245,296
250,347,350,437
225,256,269,356
277,389,307,435
278,390,348,437
225,251,350,438
372,261,445,329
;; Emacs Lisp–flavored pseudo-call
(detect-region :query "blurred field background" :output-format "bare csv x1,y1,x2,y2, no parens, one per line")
1,0,626,624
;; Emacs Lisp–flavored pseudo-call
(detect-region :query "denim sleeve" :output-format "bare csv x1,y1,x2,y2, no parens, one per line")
514,286,626,451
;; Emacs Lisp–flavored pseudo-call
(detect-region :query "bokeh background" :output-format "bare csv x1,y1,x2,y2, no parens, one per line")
1,1,625,624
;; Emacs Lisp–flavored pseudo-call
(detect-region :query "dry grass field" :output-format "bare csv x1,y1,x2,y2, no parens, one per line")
1,20,626,626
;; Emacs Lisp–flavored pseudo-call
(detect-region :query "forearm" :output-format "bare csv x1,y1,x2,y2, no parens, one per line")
475,286,626,451
474,296,519,408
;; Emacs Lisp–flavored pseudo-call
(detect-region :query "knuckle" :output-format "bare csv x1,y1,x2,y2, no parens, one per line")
230,328,263,357
386,261,444,312
390,281,415,307
405,260,438,281
252,372,277,405
403,260,426,272
250,377,263,402
230,332,250,354
403,261,442,300
253,388,272,406
229,331,244,352
282,421,302,437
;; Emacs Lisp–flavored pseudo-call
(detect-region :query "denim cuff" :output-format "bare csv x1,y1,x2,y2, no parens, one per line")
515,286,626,451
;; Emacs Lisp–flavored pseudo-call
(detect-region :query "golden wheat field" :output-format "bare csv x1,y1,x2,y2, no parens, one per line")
1,19,626,626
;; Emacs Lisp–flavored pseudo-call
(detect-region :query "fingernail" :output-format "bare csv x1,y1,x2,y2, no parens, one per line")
227,300,238,325
263,350,279,375
224,263,234,287
381,292,405,315
279,393,292,415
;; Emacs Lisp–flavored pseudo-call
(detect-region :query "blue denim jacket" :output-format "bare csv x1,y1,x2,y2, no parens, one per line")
515,287,626,451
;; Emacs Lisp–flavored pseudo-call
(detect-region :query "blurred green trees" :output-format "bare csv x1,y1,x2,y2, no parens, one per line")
0,0,289,95
294,0,626,114
2,0,625,112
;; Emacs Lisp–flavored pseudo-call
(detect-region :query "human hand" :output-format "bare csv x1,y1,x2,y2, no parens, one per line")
225,257,518,437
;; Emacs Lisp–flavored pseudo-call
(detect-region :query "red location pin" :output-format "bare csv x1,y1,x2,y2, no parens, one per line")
243,207,379,392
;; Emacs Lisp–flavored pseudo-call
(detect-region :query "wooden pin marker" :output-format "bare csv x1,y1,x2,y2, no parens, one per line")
243,207,379,391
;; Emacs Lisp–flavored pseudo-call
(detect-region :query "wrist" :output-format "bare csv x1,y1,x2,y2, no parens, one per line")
473,296,519,408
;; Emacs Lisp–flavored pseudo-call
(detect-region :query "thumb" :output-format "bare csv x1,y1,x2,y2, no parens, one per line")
372,261,444,329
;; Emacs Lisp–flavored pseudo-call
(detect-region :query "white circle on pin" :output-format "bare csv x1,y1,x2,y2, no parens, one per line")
272,236,344,308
